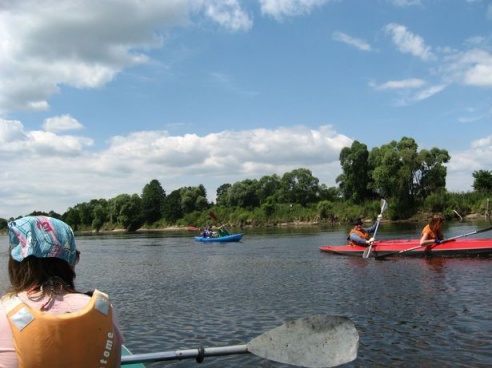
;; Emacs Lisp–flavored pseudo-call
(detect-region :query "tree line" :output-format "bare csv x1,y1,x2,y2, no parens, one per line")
2,137,491,232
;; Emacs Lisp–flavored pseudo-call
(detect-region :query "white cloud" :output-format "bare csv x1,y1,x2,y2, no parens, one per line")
0,124,351,218
442,49,492,87
332,31,372,51
43,115,84,133
259,0,330,20
371,78,426,90
201,0,253,31
447,135,492,192
0,0,255,116
384,23,435,61
389,0,421,6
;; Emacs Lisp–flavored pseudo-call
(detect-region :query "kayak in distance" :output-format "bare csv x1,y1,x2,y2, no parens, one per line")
195,233,244,243
320,238,492,258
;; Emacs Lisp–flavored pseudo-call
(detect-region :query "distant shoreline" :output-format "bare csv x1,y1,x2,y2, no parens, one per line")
75,213,487,235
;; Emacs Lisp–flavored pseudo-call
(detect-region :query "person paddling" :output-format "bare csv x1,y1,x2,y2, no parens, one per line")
0,216,124,367
420,214,444,247
348,216,381,247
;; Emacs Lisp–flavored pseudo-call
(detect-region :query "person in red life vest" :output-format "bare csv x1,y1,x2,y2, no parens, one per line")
347,216,381,247
420,214,444,247
0,216,124,368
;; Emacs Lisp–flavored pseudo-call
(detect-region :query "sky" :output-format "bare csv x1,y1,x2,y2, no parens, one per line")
1,0,491,219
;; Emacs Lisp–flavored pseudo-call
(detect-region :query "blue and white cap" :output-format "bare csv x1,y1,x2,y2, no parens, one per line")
8,216,78,265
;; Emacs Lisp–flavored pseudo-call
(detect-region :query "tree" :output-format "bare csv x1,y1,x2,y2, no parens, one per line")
280,168,321,206
369,137,450,218
227,179,260,209
216,183,231,206
118,194,144,231
141,179,166,224
337,141,373,202
256,174,281,204
180,185,208,213
473,170,492,192
415,147,450,198
162,189,183,222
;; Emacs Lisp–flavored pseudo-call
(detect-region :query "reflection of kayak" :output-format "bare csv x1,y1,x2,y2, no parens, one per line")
320,238,492,258
121,345,145,367
195,233,244,243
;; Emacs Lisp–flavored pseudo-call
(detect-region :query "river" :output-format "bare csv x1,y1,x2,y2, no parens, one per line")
1,221,491,367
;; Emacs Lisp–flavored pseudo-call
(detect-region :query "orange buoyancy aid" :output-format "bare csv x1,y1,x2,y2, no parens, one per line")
348,228,370,247
421,224,440,240
2,289,118,368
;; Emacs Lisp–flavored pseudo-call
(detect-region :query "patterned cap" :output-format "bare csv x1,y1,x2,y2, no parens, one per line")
8,216,78,265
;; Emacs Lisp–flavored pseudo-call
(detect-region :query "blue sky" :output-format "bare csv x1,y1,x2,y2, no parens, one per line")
1,0,491,219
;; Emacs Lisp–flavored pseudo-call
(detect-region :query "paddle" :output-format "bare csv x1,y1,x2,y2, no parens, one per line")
121,315,359,367
362,199,388,258
209,211,218,221
375,225,492,260
209,211,231,236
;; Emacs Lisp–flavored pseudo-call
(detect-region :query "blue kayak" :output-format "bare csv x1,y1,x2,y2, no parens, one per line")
195,233,243,243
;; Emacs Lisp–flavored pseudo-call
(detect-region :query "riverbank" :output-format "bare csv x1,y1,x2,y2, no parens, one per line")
76,212,488,235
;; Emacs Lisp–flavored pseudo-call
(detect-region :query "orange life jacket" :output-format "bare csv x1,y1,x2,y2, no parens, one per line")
2,289,118,368
421,224,441,240
348,228,370,247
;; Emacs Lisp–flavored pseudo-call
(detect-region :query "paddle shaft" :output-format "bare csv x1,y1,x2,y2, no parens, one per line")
375,226,492,260
363,199,387,258
122,345,248,364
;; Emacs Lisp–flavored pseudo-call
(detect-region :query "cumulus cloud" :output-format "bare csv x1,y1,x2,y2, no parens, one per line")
447,135,492,192
43,115,84,133
0,0,255,115
443,49,492,87
0,124,352,218
384,23,435,61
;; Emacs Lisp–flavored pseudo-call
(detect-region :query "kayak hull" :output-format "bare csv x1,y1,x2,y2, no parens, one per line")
195,233,244,243
320,238,492,258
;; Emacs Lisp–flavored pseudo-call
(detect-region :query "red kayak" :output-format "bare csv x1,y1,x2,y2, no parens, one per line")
320,238,492,258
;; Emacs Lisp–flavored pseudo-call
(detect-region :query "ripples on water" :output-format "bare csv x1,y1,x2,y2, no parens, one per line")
1,222,491,367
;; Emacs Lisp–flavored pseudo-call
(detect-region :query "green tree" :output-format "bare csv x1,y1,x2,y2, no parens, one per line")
227,179,260,209
216,183,231,206
162,189,183,222
141,179,166,224
473,170,492,192
118,194,144,231
91,199,108,231
369,137,449,218
256,174,281,204
337,141,373,202
180,185,208,213
280,168,321,206
415,147,450,199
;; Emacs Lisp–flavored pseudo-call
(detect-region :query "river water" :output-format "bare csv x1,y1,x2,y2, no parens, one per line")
1,221,491,367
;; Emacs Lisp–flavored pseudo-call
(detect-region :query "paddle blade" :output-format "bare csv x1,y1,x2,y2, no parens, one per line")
380,199,388,213
208,211,218,221
247,315,358,368
362,244,372,259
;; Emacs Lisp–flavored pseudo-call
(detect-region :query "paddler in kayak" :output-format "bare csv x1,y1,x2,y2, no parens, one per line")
419,214,444,247
348,216,381,247
0,216,124,368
